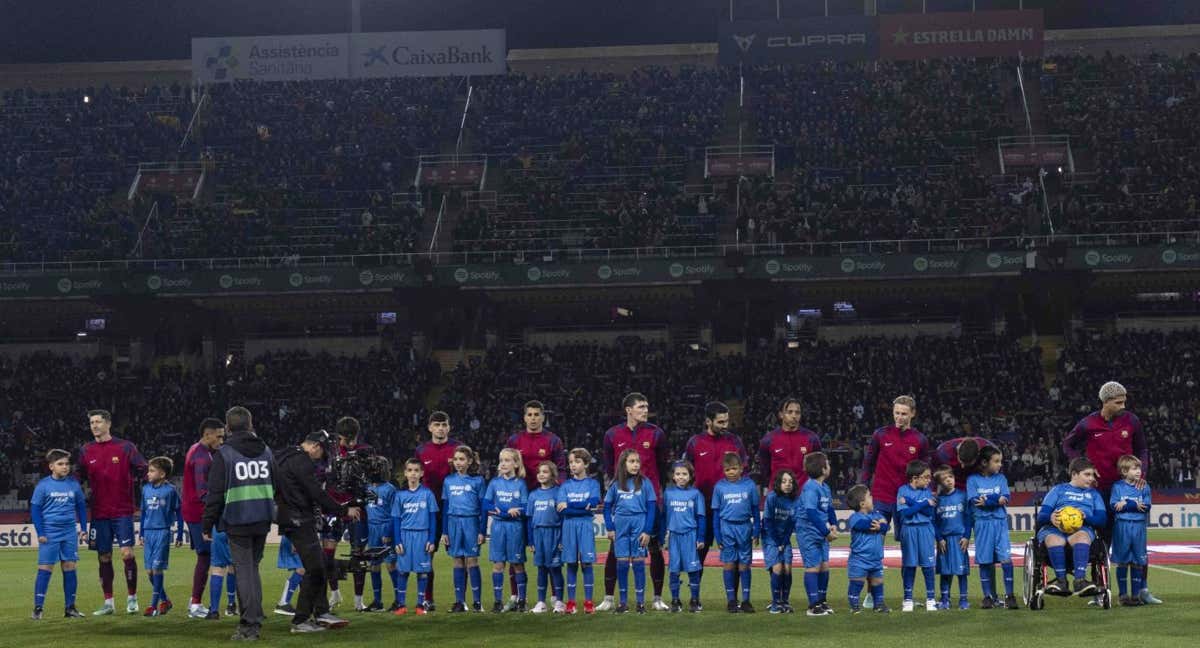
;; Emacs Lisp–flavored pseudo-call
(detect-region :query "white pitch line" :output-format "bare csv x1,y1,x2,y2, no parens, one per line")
1150,564,1200,577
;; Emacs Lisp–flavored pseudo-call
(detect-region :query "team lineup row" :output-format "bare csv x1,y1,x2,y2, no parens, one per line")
27,384,1160,633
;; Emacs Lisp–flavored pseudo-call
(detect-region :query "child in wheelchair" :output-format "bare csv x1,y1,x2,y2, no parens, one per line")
1036,457,1107,597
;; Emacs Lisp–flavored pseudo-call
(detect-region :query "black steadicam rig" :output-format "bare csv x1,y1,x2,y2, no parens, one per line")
322,437,395,578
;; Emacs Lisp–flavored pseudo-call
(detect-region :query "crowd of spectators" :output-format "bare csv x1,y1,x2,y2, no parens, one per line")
1043,53,1200,236
469,68,734,164
0,85,191,263
749,59,1008,172
6,54,1199,263
0,346,440,499
4,325,1200,506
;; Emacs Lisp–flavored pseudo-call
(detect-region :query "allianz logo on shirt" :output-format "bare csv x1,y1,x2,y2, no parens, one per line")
448,485,475,496
723,493,748,505
532,499,554,512
564,492,589,503
144,496,166,511
495,490,521,502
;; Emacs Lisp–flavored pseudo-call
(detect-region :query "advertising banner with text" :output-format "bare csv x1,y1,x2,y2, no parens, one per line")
878,10,1044,60
718,16,878,65
350,29,506,79
193,29,506,83
192,33,350,83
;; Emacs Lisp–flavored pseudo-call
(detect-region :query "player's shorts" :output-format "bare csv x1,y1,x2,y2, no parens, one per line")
488,519,526,564
717,522,752,565
873,501,900,540
1037,525,1095,545
142,529,171,571
321,517,346,543
611,515,649,560
89,517,135,554
530,527,562,568
900,524,936,568
446,515,482,558
975,518,1013,564
395,530,433,573
186,522,210,555
38,530,79,565
667,529,702,573
561,516,596,564
277,535,304,570
797,533,831,568
210,529,233,568
1110,520,1148,565
366,523,396,565
937,534,969,576
762,536,793,569
430,500,445,554
847,560,883,580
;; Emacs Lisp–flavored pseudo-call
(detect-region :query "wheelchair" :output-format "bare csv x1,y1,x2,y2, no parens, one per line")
1022,532,1113,610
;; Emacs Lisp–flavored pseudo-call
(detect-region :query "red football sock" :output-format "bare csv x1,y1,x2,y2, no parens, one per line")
99,560,114,598
123,557,138,596
191,554,211,604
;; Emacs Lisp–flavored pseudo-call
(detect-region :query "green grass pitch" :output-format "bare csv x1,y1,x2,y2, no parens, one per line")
4,531,1199,647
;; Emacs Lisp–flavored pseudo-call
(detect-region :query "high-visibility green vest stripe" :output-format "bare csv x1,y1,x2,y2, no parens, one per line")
224,484,275,504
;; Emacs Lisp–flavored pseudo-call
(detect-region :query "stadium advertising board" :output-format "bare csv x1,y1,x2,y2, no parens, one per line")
192,33,350,83
2,245,1196,299
748,250,1028,280
718,16,878,65
439,259,733,288
1067,245,1200,271
192,29,506,83
719,10,1044,65
7,504,1200,548
878,10,1044,60
351,29,506,78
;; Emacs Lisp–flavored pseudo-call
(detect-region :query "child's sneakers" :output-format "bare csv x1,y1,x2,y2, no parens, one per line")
739,600,756,614
530,601,548,614
1138,589,1163,605
958,597,970,610
980,596,996,609
64,606,84,618
688,599,702,613
901,599,915,612
583,600,595,615
1073,578,1097,597
275,604,297,616
670,599,683,613
1004,594,1019,609
938,597,950,610
726,600,740,613
393,606,408,616
806,604,831,617
925,599,939,612
552,600,566,614
31,607,44,620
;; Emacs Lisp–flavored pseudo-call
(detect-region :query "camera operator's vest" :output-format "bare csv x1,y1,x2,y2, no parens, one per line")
219,442,276,527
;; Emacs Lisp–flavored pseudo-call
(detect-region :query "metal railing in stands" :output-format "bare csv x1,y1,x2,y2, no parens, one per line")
4,231,1199,275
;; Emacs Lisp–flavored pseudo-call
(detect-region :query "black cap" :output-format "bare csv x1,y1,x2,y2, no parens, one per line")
305,430,330,444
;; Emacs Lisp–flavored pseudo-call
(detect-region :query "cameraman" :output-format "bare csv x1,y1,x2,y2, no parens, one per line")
275,431,363,634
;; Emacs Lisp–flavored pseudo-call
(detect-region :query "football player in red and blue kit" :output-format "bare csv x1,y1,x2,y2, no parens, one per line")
599,392,672,611
77,409,148,616
182,418,225,618
416,411,462,611
932,436,994,486
1062,381,1158,604
860,396,932,538
757,397,822,490
683,401,748,570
